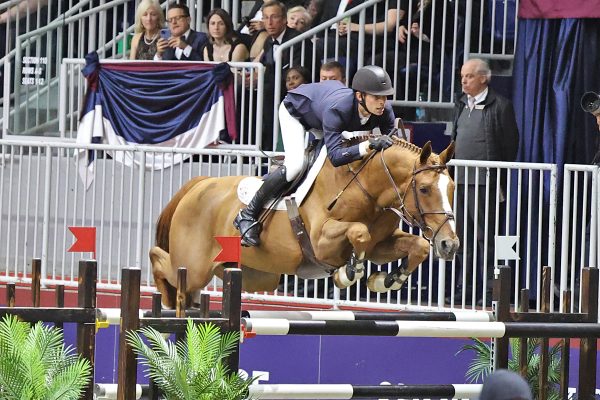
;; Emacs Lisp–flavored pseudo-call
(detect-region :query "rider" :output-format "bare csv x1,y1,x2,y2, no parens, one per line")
234,65,397,246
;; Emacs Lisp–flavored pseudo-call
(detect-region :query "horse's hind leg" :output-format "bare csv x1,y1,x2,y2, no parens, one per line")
149,246,177,309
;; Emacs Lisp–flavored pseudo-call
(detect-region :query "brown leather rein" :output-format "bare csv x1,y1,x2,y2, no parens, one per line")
328,146,455,243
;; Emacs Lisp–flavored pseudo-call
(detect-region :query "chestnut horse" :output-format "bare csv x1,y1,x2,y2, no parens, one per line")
150,138,459,308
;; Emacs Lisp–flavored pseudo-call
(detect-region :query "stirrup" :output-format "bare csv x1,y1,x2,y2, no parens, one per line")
234,211,262,247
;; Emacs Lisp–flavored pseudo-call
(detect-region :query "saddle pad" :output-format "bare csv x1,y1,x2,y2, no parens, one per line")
237,146,328,210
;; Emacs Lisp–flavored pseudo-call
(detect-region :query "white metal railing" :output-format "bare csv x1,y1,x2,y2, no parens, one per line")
0,139,592,314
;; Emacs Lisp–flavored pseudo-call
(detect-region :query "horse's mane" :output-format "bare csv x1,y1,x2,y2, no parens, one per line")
391,137,423,155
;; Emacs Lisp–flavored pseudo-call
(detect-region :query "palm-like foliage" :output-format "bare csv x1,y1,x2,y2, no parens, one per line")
126,320,255,400
457,337,562,400
0,314,92,399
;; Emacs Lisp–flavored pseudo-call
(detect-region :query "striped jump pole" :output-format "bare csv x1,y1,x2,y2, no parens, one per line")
243,319,600,338
240,309,494,322
248,383,482,399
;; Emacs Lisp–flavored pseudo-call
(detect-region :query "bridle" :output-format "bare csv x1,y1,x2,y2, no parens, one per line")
378,151,455,242
329,146,455,243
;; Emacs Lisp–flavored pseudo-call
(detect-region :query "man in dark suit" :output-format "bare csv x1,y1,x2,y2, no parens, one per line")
254,0,307,151
155,4,207,61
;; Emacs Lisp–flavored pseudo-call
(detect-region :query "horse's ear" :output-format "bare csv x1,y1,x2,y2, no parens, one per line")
439,141,455,165
420,141,432,165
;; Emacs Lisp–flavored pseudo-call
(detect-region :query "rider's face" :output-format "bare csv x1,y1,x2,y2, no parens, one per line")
356,92,387,117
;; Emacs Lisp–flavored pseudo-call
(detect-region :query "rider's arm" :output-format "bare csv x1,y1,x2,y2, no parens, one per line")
323,109,365,167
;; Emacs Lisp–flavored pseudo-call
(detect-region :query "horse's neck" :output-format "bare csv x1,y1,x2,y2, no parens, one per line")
308,151,416,218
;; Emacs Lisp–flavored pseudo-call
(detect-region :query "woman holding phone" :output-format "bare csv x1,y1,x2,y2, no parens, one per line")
129,0,164,60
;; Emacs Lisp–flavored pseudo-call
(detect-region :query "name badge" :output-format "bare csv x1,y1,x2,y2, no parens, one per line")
475,104,485,110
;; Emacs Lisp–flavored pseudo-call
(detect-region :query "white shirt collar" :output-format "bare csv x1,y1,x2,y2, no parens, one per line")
469,87,488,105
273,29,286,44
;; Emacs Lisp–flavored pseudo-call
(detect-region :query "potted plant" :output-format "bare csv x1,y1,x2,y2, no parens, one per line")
457,337,562,399
0,314,92,399
126,320,256,400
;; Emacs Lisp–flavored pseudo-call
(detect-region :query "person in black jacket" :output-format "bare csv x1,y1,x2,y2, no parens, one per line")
449,58,519,306
155,4,207,61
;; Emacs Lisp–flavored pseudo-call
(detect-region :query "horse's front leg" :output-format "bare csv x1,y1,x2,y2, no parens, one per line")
365,229,430,293
315,219,373,289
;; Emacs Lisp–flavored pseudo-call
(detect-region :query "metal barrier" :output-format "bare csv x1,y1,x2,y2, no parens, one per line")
0,138,595,314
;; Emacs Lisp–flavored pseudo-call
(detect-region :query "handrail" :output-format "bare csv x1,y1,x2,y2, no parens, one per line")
0,0,102,67
272,0,384,149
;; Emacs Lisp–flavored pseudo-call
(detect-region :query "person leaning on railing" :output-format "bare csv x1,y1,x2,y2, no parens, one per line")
129,0,164,60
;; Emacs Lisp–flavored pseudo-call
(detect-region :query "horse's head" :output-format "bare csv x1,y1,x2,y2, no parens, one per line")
384,139,460,260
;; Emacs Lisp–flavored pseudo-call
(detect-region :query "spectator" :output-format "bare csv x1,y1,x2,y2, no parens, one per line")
287,6,312,32
240,0,306,60
129,0,164,60
155,3,207,61
319,60,345,83
252,0,307,151
449,58,519,306
234,65,396,246
285,66,311,91
478,369,533,400
203,8,249,62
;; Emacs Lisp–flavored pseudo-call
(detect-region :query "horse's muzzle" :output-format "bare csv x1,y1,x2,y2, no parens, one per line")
435,237,460,260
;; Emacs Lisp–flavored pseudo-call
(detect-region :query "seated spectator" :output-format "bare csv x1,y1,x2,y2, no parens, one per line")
155,3,207,61
203,8,249,62
287,6,312,32
129,0,164,60
319,60,345,83
240,0,308,59
285,66,311,91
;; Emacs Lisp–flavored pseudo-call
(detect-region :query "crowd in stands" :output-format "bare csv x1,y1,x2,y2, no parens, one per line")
123,0,478,150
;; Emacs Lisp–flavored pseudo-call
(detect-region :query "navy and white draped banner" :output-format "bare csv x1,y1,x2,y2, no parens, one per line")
77,52,237,188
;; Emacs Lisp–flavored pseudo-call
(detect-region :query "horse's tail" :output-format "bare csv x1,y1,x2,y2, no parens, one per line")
155,176,210,252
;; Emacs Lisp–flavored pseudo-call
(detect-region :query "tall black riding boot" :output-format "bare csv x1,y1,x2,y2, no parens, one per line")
233,166,289,247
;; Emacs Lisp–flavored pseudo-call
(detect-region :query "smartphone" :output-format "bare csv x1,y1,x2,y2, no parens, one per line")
160,28,170,40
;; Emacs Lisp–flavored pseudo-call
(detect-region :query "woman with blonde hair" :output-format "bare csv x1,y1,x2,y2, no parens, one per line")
287,5,312,32
129,0,164,60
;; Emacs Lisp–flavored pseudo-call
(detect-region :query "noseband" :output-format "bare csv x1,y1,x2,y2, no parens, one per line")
379,151,455,243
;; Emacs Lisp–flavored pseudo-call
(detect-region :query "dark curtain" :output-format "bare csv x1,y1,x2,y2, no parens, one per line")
510,18,600,296
513,18,600,166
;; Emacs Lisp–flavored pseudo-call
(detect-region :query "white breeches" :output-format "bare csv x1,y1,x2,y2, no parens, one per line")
279,103,311,182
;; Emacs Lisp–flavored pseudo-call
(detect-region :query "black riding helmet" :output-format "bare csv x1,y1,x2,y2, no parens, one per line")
351,65,394,115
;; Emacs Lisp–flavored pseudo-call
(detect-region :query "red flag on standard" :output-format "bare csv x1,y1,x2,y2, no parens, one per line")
214,236,241,264
68,227,96,256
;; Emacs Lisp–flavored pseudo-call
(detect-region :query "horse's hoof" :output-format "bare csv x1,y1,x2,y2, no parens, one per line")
333,266,356,289
367,272,389,293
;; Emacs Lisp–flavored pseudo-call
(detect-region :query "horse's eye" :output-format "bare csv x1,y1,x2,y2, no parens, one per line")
419,186,429,194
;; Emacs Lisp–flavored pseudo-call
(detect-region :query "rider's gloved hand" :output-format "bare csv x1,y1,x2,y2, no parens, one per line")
368,135,394,151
